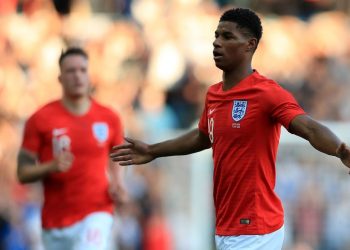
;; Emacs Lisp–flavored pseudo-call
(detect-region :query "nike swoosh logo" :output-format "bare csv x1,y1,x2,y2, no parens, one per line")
209,109,216,115
52,128,67,136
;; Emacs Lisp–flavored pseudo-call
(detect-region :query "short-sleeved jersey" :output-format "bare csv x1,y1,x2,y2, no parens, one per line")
198,71,305,235
21,100,124,229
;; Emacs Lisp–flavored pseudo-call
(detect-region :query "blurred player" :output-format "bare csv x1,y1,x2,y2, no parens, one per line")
110,8,350,250
17,47,126,250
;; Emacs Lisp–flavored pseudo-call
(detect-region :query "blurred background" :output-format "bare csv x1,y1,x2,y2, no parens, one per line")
0,0,350,249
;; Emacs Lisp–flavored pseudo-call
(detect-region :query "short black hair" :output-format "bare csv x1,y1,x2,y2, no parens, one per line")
59,47,88,67
220,8,263,43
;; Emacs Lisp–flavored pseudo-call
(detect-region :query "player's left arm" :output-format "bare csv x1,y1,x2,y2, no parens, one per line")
108,159,129,205
289,114,350,168
108,111,128,205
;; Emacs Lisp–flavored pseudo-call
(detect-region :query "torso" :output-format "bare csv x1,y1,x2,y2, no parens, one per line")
22,100,123,228
199,71,305,235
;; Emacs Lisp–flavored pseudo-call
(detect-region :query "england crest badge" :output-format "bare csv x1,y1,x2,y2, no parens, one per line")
92,122,109,143
232,100,248,122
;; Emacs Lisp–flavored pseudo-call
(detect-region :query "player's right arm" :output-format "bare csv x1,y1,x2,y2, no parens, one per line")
110,128,211,166
17,149,74,183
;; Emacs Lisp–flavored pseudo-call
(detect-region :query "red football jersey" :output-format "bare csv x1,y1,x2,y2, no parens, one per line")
198,71,305,235
22,100,124,229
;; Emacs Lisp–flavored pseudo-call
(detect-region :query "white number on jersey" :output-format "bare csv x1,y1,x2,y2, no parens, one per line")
208,117,214,144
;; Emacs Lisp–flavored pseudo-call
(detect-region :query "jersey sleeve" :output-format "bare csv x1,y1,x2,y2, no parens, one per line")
266,84,306,130
198,94,209,135
109,111,124,149
21,114,41,154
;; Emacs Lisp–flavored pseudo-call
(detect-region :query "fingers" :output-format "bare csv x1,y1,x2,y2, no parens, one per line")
111,137,135,150
110,147,135,165
55,151,74,172
112,144,133,151
111,138,135,150
120,160,133,166
110,149,135,165
110,149,131,157
64,152,74,162
59,157,73,171
124,137,135,144
111,157,133,165
62,152,74,166
110,155,132,162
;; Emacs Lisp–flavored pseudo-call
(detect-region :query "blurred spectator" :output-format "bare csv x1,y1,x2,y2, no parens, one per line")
136,84,179,140
89,0,133,16
143,205,173,250
293,181,326,249
114,201,142,250
295,55,343,120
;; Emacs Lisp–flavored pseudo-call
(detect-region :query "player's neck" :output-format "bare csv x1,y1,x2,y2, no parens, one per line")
222,66,253,91
61,96,91,116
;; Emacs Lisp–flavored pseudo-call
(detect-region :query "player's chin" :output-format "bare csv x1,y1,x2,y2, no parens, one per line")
214,61,225,70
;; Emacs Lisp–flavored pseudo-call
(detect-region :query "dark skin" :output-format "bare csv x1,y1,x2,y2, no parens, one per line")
213,21,257,90
289,115,350,167
110,129,211,165
110,21,350,170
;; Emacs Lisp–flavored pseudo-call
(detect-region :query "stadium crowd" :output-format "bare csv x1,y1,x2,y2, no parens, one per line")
0,0,349,249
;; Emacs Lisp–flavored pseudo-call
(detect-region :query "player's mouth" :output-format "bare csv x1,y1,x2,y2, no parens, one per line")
74,82,85,87
213,50,224,60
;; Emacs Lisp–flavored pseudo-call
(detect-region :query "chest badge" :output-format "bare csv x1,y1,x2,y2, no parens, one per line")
232,100,248,122
92,122,109,143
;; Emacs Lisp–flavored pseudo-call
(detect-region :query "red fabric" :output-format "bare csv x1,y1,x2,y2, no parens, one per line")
198,71,305,235
143,216,173,250
22,100,123,229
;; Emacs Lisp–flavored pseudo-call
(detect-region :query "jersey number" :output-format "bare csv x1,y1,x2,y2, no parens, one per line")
208,117,214,143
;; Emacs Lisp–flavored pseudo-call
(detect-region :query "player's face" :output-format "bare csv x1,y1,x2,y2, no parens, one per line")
59,55,90,98
213,21,252,71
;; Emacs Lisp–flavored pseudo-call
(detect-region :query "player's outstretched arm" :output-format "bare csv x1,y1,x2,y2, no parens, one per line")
289,115,350,169
17,149,74,183
110,128,211,166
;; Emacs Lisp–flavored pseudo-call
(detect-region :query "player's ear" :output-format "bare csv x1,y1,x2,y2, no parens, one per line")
246,38,257,52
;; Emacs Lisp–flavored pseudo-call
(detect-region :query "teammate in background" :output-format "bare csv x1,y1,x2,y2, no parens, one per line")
17,47,127,250
110,8,350,250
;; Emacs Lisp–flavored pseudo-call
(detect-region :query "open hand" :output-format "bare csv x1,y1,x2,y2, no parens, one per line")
110,137,154,166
